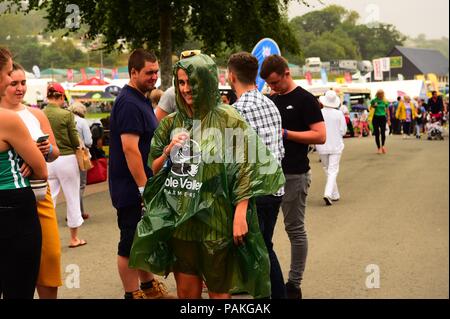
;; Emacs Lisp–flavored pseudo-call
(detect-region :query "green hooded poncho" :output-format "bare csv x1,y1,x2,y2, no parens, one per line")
129,54,285,298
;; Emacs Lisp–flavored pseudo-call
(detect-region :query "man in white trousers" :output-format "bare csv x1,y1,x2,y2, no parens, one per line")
316,90,347,206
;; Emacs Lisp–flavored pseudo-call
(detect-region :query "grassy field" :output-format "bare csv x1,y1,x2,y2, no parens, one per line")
85,112,110,120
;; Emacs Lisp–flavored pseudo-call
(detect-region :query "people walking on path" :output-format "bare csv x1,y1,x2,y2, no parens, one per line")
129,53,285,299
396,95,417,139
370,90,390,154
0,47,48,299
108,49,169,299
260,54,326,299
44,82,87,248
228,51,286,298
316,90,347,206
69,102,92,220
0,63,62,299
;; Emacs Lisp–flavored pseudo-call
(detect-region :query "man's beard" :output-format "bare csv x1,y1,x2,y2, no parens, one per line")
137,81,154,94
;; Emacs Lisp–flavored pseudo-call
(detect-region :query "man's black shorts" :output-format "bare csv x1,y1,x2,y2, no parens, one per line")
116,205,142,257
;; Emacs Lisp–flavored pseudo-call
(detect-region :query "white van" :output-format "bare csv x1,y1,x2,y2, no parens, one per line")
304,57,322,73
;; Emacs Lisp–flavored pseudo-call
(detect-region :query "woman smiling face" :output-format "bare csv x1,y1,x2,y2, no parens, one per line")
177,68,193,107
3,68,27,106
0,57,12,96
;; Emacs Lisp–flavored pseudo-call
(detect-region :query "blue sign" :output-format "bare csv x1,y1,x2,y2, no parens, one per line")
320,68,328,85
251,38,281,92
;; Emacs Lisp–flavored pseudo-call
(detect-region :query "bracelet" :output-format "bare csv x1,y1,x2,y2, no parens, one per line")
283,129,288,140
45,144,53,161
163,146,170,158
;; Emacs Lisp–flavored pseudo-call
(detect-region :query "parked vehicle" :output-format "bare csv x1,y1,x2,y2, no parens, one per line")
357,60,373,73
304,57,322,73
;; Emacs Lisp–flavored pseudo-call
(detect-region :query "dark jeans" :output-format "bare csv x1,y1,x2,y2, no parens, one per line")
402,121,412,136
392,118,401,134
372,115,387,149
256,195,286,299
345,116,354,137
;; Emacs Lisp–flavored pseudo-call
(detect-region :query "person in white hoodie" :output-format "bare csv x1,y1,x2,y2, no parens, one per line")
316,90,347,206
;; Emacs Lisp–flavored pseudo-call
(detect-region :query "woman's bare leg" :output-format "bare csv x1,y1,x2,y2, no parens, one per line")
174,272,203,299
36,285,58,299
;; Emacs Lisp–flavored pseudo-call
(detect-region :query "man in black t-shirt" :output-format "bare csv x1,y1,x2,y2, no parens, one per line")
109,49,169,299
261,55,326,299
427,91,445,122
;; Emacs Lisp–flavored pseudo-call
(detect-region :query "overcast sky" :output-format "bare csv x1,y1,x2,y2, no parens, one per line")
288,0,449,39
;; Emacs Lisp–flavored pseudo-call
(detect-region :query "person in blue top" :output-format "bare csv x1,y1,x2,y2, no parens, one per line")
108,49,170,299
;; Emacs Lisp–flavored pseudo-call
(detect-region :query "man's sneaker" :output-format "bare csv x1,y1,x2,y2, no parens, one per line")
124,290,147,299
142,279,172,299
323,196,333,206
285,282,302,299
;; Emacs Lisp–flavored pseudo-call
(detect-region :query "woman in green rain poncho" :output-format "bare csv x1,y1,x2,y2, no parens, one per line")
129,54,285,299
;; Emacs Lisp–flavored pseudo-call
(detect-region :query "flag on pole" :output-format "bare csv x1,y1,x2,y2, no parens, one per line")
344,72,352,83
111,68,119,80
373,59,383,81
305,72,312,85
320,68,328,85
67,69,73,81
80,68,87,81
381,58,391,72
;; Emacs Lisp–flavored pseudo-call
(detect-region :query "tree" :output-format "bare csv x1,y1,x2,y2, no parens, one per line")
346,24,406,60
405,34,449,58
13,0,304,89
290,5,348,37
289,4,406,63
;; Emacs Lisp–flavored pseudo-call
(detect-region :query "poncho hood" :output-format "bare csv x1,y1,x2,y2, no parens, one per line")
173,54,221,120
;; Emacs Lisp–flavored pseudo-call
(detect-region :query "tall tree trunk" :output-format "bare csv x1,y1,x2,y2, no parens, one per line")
159,9,172,91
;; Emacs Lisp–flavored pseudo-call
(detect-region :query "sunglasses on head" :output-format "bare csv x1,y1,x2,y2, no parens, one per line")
180,50,201,59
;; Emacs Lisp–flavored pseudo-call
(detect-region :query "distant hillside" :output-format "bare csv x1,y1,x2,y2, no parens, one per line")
405,35,449,58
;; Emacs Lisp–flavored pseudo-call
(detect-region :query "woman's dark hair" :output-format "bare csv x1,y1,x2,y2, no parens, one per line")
12,62,25,72
0,46,12,70
46,83,65,99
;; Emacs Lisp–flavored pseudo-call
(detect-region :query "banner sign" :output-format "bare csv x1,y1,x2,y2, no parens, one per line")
320,68,328,85
305,72,312,85
251,38,281,91
344,72,352,83
373,59,383,81
381,57,391,72
67,69,73,81
390,56,403,69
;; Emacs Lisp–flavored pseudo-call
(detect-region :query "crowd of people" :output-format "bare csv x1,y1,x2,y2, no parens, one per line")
347,91,448,145
0,44,447,300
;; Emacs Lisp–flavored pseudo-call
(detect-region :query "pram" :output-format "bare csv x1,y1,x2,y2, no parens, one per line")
426,119,444,140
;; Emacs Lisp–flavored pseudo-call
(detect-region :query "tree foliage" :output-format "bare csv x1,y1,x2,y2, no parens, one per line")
289,4,406,64
405,34,449,58
12,0,303,89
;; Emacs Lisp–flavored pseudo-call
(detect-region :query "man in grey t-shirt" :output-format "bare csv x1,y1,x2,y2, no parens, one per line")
155,86,176,122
